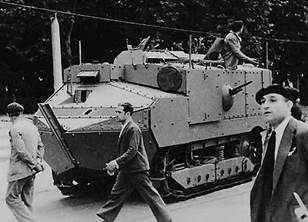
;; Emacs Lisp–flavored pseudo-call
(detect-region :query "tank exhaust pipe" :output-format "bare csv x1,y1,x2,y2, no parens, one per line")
51,14,63,91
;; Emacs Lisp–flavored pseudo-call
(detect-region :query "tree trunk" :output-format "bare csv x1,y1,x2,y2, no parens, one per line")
63,0,77,67
63,18,74,67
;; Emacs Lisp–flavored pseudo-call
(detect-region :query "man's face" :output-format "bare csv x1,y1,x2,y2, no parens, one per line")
260,93,292,127
115,106,127,123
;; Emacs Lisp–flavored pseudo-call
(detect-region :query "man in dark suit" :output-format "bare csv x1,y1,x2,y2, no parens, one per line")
251,84,308,222
96,102,172,222
221,20,258,69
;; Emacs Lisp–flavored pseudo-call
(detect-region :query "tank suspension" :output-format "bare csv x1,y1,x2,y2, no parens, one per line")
216,145,225,161
151,150,187,200
151,151,175,196
233,144,240,157
151,151,168,178
158,140,257,201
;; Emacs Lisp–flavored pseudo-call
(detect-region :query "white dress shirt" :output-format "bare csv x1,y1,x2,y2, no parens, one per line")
119,120,130,138
106,120,130,176
273,115,291,160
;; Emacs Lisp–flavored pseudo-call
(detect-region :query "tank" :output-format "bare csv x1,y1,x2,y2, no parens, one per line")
35,38,271,200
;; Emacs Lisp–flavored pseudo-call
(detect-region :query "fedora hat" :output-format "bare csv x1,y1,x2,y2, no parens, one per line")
255,84,299,104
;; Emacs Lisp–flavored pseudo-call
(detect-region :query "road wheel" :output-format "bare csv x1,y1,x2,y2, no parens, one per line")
240,127,263,174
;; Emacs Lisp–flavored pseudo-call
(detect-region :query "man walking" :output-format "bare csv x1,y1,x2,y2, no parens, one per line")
251,84,308,222
97,102,172,222
5,102,44,222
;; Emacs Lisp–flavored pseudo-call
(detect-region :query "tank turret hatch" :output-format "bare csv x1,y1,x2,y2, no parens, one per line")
77,70,99,83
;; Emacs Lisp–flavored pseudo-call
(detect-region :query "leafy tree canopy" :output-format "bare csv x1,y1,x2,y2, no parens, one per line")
0,0,307,112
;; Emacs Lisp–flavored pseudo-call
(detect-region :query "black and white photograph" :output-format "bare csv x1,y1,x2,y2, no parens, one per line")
0,1,308,222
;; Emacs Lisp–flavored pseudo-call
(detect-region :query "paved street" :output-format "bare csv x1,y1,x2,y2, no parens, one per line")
0,117,252,222
0,117,10,161
0,161,252,222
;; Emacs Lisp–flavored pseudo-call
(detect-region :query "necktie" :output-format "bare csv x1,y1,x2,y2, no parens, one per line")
263,131,276,199
258,132,276,222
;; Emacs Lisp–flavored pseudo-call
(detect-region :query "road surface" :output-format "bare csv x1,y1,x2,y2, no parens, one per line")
0,117,252,222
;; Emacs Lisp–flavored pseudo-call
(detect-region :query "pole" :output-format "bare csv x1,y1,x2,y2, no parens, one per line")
79,40,82,65
265,41,269,69
51,14,63,91
189,34,192,69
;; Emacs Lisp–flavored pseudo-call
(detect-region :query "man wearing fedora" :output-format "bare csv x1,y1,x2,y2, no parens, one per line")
250,84,308,222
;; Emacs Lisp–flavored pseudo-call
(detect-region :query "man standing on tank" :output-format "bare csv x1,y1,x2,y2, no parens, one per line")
221,20,258,69
96,102,172,222
5,102,44,222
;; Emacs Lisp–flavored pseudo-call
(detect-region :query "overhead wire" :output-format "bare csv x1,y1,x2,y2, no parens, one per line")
0,0,308,44
261,37,308,44
0,1,217,37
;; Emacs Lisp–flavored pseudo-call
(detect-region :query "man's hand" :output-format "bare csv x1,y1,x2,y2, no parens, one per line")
105,160,119,176
250,58,259,66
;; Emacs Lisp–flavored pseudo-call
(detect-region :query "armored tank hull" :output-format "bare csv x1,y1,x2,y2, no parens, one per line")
35,48,271,200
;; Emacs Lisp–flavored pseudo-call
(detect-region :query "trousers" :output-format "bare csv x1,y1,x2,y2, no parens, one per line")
97,171,172,222
6,175,35,222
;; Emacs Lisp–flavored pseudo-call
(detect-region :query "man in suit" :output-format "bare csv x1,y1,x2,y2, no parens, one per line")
96,102,172,222
5,102,44,222
251,84,308,222
221,20,258,69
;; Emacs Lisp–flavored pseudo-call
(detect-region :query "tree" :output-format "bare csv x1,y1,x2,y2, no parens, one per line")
268,0,308,84
0,0,307,113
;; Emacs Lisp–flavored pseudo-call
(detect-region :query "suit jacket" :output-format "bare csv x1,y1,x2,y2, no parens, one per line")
251,117,308,222
221,31,253,69
7,117,45,182
115,120,150,173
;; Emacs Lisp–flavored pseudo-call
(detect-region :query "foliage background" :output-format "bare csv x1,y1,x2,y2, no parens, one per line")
0,0,307,113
